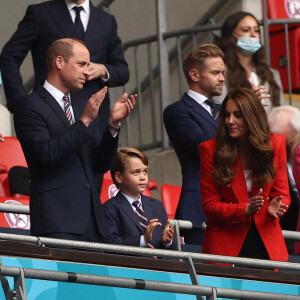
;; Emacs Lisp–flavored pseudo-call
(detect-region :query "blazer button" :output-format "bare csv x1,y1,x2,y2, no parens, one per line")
85,184,90,189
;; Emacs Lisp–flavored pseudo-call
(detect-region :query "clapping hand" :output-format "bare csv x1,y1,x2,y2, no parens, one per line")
162,219,174,244
144,219,162,244
109,93,137,127
245,188,264,218
268,195,288,219
80,86,108,126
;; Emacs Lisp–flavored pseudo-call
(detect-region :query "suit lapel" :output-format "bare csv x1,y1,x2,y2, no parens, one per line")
48,0,80,38
84,2,100,44
230,155,249,203
141,195,153,221
182,94,219,129
37,87,71,128
117,192,144,232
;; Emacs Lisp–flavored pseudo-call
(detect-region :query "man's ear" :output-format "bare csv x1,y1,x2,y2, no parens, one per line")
189,68,200,82
55,56,64,70
114,171,122,185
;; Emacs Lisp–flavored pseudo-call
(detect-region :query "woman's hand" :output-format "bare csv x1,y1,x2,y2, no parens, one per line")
252,85,270,106
245,188,264,218
268,195,288,219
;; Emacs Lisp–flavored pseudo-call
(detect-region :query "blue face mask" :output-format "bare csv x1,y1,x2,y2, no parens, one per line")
234,35,262,55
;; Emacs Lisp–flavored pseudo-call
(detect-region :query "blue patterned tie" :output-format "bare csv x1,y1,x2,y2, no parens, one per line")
132,200,148,230
63,95,74,125
205,99,219,120
132,200,156,252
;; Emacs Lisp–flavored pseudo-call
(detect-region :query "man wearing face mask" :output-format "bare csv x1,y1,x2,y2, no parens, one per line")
214,11,285,113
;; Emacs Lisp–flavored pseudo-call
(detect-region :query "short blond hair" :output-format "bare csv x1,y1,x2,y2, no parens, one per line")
183,44,224,83
110,147,148,188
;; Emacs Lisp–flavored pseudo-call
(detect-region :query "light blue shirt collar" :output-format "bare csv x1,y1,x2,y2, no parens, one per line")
121,192,142,212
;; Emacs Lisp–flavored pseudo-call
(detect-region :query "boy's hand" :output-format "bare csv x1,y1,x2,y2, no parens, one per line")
162,219,174,244
144,219,161,244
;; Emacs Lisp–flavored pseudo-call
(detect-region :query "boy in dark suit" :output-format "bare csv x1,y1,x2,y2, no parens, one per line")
104,147,174,249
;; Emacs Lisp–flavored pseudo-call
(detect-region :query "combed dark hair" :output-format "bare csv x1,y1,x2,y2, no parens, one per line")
183,44,224,83
110,147,148,188
213,88,276,186
216,11,280,106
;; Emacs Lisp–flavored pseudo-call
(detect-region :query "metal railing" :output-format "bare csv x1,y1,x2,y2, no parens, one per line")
0,202,299,299
1,261,299,300
0,232,299,300
1,202,299,250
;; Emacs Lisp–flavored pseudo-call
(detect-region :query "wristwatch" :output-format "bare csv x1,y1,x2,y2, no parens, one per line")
108,123,121,132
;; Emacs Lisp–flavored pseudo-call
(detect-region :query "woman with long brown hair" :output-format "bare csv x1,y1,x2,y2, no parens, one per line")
214,11,285,113
199,88,290,260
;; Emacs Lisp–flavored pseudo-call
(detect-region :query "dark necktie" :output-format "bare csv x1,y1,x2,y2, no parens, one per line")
205,99,219,120
63,95,74,125
132,200,148,230
73,6,85,40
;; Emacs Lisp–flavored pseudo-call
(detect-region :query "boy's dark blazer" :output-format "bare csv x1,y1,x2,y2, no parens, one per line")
104,191,172,249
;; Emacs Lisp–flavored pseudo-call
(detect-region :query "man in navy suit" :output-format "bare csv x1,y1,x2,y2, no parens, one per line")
163,44,225,245
0,0,129,135
104,147,174,249
14,38,136,242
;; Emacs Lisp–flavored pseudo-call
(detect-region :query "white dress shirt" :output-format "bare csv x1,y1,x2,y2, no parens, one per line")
43,80,75,121
64,0,110,81
187,89,214,116
65,0,90,31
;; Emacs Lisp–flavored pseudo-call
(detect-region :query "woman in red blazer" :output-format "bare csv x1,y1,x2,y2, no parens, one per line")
199,88,290,261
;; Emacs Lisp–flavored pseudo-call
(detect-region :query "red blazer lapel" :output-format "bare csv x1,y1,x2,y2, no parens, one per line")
230,155,249,204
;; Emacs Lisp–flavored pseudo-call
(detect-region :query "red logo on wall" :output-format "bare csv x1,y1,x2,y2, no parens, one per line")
285,0,300,18
4,200,30,229
108,184,119,198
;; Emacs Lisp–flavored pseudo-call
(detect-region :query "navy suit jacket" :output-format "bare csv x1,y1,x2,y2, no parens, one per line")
104,192,170,249
0,0,129,123
163,93,220,228
14,86,118,237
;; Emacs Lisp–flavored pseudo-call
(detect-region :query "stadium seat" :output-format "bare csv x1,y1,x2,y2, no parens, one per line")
160,184,182,219
147,179,159,191
0,137,28,197
0,137,30,231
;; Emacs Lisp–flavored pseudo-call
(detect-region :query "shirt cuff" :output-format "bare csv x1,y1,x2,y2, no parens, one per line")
163,239,173,249
140,235,146,247
101,65,110,82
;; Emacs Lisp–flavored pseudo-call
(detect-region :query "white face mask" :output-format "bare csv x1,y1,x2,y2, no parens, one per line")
233,34,262,55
